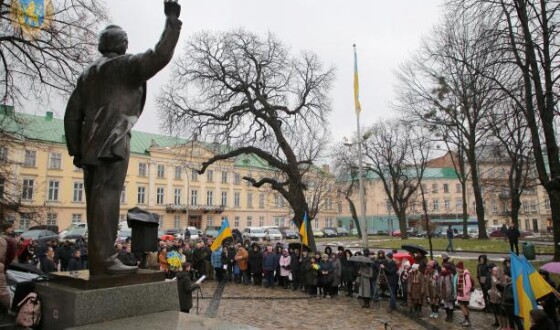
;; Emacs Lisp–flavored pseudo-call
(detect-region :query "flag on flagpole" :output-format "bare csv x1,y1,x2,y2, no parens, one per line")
299,212,309,246
510,252,558,330
353,44,362,115
210,218,233,251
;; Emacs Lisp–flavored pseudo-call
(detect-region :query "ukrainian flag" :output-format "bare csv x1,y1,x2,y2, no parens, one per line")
210,218,233,251
299,212,309,247
511,253,558,329
353,44,362,114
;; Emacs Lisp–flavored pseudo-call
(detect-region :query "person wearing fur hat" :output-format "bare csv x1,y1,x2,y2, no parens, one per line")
408,263,425,317
425,260,442,319
454,261,473,327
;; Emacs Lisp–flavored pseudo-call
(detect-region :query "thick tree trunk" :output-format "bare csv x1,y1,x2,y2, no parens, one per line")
548,191,560,261
461,181,469,237
397,211,408,239
346,196,363,239
510,191,521,228
467,147,488,239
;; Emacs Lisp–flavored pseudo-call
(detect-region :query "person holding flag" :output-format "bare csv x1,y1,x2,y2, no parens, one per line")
510,252,560,330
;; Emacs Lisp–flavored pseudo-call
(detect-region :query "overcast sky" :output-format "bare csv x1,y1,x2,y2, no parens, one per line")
43,1,445,143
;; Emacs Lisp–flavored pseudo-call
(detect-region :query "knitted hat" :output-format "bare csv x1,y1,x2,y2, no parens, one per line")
456,261,464,269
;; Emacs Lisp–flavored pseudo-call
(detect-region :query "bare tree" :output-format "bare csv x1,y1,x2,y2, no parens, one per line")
396,10,506,239
158,30,334,251
449,0,560,259
361,119,432,239
1,0,108,105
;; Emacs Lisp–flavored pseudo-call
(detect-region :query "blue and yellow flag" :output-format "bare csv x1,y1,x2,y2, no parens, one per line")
510,252,558,330
299,212,309,246
210,218,233,251
353,44,362,115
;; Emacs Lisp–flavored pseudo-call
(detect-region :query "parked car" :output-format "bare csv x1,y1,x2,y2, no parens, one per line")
322,228,338,237
313,230,325,238
335,227,350,236
391,229,401,237
29,225,59,233
60,226,87,242
265,228,283,241
488,229,531,238
165,228,182,239
204,226,221,238
242,227,267,242
282,229,299,239
183,226,200,240
350,228,359,236
21,229,59,244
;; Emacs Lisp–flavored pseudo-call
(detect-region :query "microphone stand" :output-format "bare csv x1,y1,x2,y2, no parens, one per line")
195,286,204,314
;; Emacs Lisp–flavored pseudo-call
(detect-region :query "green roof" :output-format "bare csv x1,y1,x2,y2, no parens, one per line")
338,166,459,183
0,107,276,169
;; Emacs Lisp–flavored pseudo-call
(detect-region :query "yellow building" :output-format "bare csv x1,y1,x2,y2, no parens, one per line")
0,108,337,232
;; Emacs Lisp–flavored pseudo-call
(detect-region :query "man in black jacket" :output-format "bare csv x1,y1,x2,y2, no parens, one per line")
507,223,521,255
177,262,200,314
382,252,399,312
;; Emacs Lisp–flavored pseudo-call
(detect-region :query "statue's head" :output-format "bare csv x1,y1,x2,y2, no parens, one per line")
98,25,128,55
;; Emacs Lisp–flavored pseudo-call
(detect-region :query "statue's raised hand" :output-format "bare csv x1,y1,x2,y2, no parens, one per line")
164,0,181,19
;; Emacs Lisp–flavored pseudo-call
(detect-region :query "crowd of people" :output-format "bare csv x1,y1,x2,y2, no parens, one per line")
3,221,558,329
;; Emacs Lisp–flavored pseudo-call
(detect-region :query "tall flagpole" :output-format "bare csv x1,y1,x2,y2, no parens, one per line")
354,44,368,250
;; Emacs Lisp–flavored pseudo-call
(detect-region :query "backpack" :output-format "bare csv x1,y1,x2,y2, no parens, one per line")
16,292,41,328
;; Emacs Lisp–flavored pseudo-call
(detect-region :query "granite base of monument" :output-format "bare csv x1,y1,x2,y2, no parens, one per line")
36,273,178,330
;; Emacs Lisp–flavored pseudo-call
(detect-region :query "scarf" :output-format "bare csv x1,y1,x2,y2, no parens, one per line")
457,270,465,297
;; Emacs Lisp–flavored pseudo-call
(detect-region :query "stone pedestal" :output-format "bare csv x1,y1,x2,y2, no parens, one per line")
36,279,179,330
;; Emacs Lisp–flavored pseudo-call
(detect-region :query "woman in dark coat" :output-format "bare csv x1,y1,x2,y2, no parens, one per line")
249,244,263,286
177,262,200,313
318,253,333,298
341,249,356,297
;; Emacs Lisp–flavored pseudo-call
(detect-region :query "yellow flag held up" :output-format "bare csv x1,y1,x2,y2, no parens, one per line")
353,44,362,114
299,212,309,246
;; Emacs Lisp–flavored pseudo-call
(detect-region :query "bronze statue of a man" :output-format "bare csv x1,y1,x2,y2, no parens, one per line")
64,0,182,276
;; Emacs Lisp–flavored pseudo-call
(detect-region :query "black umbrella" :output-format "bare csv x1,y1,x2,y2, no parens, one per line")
401,244,428,255
349,255,375,264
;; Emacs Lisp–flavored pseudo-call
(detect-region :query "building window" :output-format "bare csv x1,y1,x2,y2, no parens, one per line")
247,192,253,208
207,170,213,182
274,217,285,227
49,152,62,169
72,214,83,224
247,216,252,227
234,192,240,207
456,184,462,193
23,150,36,167
545,198,551,210
523,201,529,212
175,166,182,180
491,201,497,213
157,164,165,178
138,163,147,177
221,171,228,184
432,183,438,193
120,185,127,203
314,218,319,229
156,187,165,205
444,199,450,211
221,192,227,207
191,190,198,206
20,215,30,230
259,216,264,227
47,180,59,201
234,216,240,228
275,194,282,208
432,199,439,211
207,190,213,206
174,215,181,229
530,200,537,212
174,188,182,205
22,179,34,201
73,182,84,202
137,186,146,204
524,219,530,231
326,198,333,210
234,173,241,185
158,215,164,228
259,193,265,209
443,184,449,193
455,198,463,211
191,169,198,181
0,147,8,161
46,213,57,226
207,216,213,227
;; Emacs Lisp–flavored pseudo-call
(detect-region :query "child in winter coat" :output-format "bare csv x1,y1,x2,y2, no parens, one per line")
407,264,424,317
454,262,473,327
440,263,456,323
424,260,441,319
